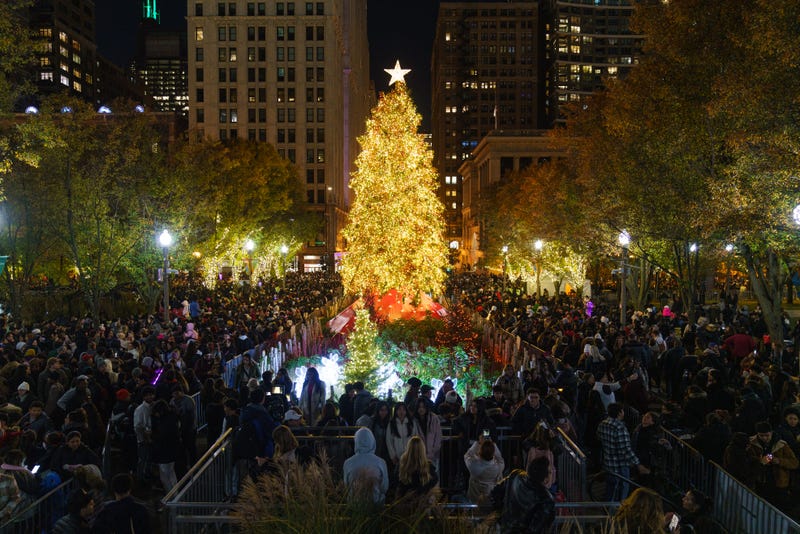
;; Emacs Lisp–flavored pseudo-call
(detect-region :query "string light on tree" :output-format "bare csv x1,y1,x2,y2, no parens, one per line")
344,309,382,393
340,61,449,299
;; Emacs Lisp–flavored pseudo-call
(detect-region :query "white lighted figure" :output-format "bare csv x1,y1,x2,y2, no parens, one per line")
384,60,411,86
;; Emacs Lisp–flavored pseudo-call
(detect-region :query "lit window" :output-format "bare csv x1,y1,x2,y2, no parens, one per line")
59,32,67,43
451,202,457,209
196,27,204,41
445,32,451,41
40,72,53,81
39,28,52,38
72,80,81,92
60,75,69,86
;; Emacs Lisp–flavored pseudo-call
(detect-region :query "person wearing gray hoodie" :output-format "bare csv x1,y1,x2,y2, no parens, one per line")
343,427,389,504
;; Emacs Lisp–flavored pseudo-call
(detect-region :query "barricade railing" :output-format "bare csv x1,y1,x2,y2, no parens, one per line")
1,477,77,533
189,391,207,431
661,429,800,534
556,427,588,501
162,427,234,534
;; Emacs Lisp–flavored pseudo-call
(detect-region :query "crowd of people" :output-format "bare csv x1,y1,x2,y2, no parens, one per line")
0,268,797,533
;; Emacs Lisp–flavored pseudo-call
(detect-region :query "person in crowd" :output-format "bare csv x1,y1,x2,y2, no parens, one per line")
412,397,442,472
338,383,356,426
9,381,37,414
497,456,555,534
369,401,391,466
386,402,413,474
133,386,155,481
690,411,731,466
464,435,504,505
52,488,94,534
774,406,800,460
486,385,512,425
524,422,557,490
723,431,756,488
315,401,347,431
18,400,52,442
434,379,462,412
404,377,422,409
746,420,799,506
170,384,197,473
632,411,672,482
91,473,150,533
668,488,720,533
396,435,438,499
48,430,101,481
299,367,326,427
612,487,665,533
342,427,389,505
235,353,260,404
150,399,180,493
511,389,554,437
495,365,524,405
597,403,649,501
239,388,278,461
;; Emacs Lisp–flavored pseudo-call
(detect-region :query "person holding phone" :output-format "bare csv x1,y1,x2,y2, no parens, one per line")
746,421,798,507
463,434,505,504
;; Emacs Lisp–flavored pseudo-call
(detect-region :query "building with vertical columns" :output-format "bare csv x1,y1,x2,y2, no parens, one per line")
459,131,565,267
186,0,372,271
431,1,541,249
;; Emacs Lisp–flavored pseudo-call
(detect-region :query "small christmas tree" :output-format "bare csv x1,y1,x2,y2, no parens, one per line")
435,303,479,352
344,309,382,393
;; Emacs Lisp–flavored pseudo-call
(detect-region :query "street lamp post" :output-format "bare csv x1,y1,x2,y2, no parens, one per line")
534,239,543,298
280,244,289,276
244,239,255,299
158,229,173,324
618,231,630,327
501,245,509,299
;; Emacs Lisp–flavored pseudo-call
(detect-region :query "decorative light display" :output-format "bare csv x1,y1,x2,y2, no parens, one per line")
340,68,449,299
343,309,383,393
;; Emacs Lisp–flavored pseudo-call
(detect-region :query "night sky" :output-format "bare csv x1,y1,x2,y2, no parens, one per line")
94,0,439,129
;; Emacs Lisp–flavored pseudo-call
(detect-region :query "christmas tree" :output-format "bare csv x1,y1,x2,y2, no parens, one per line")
344,308,382,393
435,303,479,352
341,64,448,299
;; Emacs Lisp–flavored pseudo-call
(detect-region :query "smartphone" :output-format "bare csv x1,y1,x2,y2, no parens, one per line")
766,453,774,462
669,514,680,531
31,465,40,474
483,429,490,437
272,386,283,394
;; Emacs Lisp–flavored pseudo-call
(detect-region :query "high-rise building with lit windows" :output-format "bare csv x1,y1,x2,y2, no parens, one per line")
187,0,372,270
545,0,645,124
131,1,189,117
30,0,99,101
431,1,541,245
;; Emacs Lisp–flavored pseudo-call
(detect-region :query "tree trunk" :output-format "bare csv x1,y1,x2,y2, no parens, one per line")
741,244,785,359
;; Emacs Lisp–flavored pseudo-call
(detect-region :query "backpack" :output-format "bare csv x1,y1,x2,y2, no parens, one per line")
232,418,264,460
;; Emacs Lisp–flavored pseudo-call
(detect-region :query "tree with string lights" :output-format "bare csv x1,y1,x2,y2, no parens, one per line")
340,61,448,301
344,308,382,393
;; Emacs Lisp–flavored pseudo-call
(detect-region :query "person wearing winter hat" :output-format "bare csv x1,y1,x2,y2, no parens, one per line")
10,381,36,414
404,377,422,411
747,421,799,506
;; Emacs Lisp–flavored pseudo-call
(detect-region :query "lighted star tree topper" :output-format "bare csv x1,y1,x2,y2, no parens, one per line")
341,61,448,299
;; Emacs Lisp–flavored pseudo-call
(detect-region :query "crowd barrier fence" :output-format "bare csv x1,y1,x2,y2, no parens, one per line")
556,427,589,502
661,429,800,534
0,478,76,533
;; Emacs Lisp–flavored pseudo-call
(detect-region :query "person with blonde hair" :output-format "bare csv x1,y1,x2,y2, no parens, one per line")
396,435,438,499
613,487,666,533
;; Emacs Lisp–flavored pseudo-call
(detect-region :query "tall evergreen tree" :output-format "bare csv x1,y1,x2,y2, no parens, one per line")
340,79,448,299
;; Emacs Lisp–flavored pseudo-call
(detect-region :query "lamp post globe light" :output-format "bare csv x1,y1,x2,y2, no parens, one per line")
618,231,630,326
280,244,289,276
158,229,173,324
534,239,543,297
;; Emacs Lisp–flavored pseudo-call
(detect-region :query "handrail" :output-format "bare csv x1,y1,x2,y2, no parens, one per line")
557,427,586,460
162,427,232,505
1,478,76,529
587,469,680,510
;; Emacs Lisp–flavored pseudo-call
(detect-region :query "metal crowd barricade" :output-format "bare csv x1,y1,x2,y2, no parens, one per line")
661,429,800,534
190,391,207,431
556,427,588,501
0,478,76,533
710,460,800,534
162,428,237,534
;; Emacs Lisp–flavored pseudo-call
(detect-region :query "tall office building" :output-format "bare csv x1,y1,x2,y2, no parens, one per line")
545,0,645,124
431,1,540,245
187,0,372,270
28,0,148,109
30,0,99,102
131,1,189,117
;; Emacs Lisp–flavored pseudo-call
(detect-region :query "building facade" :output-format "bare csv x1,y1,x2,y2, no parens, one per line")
459,131,565,267
546,0,645,124
132,21,189,117
186,0,372,270
431,1,541,246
